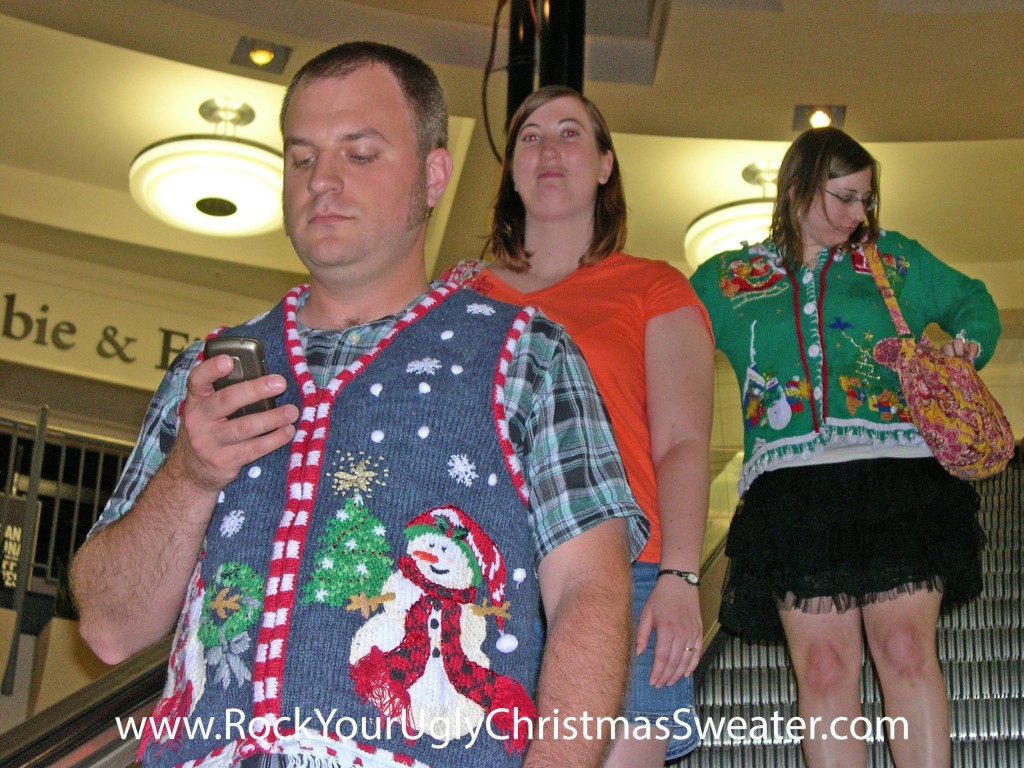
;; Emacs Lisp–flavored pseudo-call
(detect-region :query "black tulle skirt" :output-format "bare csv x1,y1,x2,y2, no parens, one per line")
719,457,985,643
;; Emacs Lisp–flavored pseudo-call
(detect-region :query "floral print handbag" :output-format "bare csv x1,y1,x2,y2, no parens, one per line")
866,244,1014,480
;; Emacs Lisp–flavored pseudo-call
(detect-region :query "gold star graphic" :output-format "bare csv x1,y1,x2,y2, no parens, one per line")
331,452,389,496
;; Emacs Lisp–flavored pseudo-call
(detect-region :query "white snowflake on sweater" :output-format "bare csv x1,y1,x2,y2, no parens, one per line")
466,303,496,316
406,357,442,375
447,454,479,487
220,509,245,538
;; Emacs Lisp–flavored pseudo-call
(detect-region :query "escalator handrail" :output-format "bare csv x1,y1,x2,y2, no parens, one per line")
0,637,170,768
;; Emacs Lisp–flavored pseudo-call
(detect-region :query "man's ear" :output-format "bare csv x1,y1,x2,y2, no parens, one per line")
425,148,454,209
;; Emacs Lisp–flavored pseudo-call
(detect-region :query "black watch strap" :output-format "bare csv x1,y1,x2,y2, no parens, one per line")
657,568,700,586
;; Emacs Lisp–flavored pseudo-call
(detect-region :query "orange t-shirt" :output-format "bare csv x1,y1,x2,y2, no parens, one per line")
465,253,712,562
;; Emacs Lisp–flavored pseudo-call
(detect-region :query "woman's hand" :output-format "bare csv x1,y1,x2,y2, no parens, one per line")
636,575,703,687
941,336,980,363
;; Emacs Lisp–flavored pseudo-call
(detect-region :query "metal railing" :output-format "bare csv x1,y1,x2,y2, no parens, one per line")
1,409,133,596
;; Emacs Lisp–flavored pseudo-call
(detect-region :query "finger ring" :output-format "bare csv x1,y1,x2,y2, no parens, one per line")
684,646,695,651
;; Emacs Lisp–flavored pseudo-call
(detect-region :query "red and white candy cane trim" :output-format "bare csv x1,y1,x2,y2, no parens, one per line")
250,284,458,720
491,306,535,507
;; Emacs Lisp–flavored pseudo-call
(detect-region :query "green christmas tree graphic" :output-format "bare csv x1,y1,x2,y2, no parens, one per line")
300,495,393,608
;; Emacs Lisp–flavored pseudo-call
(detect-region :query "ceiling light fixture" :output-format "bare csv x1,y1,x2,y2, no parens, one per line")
249,47,276,67
231,37,292,74
793,104,846,131
683,163,777,271
129,98,283,237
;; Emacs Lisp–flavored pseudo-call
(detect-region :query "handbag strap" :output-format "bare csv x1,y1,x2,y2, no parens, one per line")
864,243,913,339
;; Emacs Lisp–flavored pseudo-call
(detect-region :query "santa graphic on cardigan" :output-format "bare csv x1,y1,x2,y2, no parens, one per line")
348,506,536,752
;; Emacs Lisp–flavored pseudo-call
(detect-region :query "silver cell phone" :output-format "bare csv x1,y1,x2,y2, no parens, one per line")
203,336,276,418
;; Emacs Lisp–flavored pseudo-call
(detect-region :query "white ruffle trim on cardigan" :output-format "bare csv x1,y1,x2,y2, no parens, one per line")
738,419,927,495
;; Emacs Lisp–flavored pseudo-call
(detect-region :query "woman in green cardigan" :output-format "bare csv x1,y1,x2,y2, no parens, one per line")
690,127,1000,768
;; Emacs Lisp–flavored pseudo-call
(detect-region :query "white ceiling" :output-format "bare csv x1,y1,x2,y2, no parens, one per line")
1,0,1023,333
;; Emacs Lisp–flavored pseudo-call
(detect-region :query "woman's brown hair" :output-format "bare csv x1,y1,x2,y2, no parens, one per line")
771,127,880,272
488,85,626,272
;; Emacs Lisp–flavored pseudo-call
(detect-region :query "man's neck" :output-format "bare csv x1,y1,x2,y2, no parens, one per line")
297,272,430,331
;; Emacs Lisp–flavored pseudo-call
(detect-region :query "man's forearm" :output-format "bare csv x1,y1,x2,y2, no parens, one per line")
71,449,217,664
526,522,632,767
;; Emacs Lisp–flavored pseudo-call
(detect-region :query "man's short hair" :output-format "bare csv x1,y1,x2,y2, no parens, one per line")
280,41,448,159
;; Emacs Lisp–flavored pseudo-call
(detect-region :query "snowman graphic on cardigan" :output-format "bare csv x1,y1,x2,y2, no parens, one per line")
349,506,535,751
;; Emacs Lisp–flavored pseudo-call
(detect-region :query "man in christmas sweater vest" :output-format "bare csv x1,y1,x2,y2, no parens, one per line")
71,42,647,768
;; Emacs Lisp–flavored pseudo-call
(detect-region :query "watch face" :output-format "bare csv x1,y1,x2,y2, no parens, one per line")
684,572,700,585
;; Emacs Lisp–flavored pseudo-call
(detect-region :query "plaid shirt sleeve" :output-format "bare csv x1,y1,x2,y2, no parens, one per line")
88,341,200,534
503,312,649,563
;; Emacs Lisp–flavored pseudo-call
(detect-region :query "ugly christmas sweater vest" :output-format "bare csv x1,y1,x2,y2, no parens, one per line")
141,285,541,768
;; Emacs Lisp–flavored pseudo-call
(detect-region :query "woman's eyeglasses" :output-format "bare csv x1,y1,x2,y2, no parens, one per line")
825,189,878,212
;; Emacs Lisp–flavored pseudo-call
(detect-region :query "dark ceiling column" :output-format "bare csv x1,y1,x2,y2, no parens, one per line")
506,0,537,129
539,0,586,93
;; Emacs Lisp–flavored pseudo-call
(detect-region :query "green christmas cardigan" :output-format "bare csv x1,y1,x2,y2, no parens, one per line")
690,229,1001,495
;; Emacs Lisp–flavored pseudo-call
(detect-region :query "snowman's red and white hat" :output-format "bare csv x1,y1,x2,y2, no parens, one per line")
403,506,507,623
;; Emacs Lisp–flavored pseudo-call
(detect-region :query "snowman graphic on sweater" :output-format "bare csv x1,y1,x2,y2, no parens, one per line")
349,506,536,752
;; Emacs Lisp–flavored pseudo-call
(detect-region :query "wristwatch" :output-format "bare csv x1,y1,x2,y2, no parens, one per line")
657,568,700,586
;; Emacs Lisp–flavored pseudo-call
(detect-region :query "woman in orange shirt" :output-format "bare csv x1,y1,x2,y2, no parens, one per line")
448,86,714,766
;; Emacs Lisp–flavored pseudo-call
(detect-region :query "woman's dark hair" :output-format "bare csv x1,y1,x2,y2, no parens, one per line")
488,85,626,272
771,127,880,271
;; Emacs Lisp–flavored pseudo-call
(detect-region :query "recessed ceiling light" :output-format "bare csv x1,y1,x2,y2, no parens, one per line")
231,37,291,74
249,47,275,67
793,104,846,130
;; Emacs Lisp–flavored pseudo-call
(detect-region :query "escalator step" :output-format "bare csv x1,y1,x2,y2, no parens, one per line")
937,626,1023,661
671,735,1023,767
981,547,1022,574
941,597,1023,629
703,627,1020,674
697,659,1021,706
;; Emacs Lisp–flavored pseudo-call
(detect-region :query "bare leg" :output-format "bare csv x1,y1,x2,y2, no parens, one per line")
862,590,949,768
779,604,867,768
603,728,670,768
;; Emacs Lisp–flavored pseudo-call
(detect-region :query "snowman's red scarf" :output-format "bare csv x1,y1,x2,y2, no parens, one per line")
350,555,536,752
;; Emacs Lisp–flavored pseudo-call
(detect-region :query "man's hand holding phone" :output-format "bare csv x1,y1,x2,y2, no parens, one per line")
170,338,298,493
